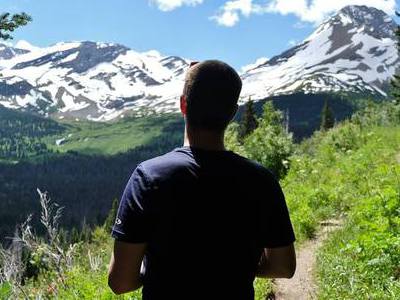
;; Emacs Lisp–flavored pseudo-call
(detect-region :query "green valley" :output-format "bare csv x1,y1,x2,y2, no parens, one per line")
0,105,183,159
44,114,183,156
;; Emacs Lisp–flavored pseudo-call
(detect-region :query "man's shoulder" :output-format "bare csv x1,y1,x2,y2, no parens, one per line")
137,147,192,179
136,147,277,183
231,151,277,180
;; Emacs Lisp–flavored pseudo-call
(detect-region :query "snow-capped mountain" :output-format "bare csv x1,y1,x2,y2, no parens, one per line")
0,43,29,60
0,5,399,121
0,41,189,120
241,5,399,101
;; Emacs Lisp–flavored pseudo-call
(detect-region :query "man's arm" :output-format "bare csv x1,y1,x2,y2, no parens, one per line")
108,240,147,295
255,243,296,278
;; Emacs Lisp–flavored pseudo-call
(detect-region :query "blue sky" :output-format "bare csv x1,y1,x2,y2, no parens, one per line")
3,0,398,70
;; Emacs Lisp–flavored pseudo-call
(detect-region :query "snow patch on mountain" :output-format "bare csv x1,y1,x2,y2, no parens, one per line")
14,40,41,52
0,40,190,120
241,57,269,73
240,5,399,101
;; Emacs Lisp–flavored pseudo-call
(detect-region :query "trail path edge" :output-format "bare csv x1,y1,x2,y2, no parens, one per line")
271,219,342,300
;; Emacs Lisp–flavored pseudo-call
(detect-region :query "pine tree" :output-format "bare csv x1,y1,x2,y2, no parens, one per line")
103,198,119,232
239,98,258,141
80,218,92,242
261,101,283,130
0,12,32,41
320,99,335,131
70,227,80,244
391,12,400,104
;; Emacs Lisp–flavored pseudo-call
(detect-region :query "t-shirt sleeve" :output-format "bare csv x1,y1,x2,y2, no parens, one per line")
257,169,296,248
111,164,152,243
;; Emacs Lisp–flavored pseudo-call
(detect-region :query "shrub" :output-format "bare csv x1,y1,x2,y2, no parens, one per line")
226,102,294,179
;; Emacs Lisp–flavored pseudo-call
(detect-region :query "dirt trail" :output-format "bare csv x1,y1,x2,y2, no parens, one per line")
271,220,342,300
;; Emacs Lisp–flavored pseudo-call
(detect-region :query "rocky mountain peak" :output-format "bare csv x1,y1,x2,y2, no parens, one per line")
329,5,397,39
0,43,29,60
240,5,399,102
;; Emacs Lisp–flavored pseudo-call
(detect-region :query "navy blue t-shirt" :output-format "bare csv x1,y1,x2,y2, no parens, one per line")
112,146,295,300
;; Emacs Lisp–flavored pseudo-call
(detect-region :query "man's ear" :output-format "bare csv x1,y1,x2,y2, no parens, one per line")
180,95,187,116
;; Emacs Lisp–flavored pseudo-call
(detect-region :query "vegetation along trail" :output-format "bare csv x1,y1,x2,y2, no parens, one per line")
272,220,342,300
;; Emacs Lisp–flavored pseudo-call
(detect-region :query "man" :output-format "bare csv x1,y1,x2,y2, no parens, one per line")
108,60,296,300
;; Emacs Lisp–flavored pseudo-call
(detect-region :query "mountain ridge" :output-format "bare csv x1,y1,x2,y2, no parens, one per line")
0,40,190,121
0,5,398,121
240,5,399,101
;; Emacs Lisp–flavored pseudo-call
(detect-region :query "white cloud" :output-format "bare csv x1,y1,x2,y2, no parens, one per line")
210,0,263,27
287,39,298,47
293,22,308,29
212,0,396,27
212,11,239,27
266,0,396,24
150,0,203,12
15,40,41,52
241,57,269,73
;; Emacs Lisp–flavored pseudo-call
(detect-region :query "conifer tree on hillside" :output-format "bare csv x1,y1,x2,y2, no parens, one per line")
0,12,31,41
239,98,258,141
390,12,400,104
261,101,283,130
320,99,335,131
103,198,119,232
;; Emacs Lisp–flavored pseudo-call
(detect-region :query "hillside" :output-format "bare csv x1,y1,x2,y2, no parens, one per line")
44,114,183,155
0,105,65,161
0,105,183,159
0,106,184,241
237,92,357,140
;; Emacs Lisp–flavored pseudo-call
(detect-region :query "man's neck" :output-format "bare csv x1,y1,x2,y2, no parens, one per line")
183,126,226,151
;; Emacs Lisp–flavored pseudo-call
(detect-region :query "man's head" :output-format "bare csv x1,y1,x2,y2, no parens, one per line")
181,60,242,132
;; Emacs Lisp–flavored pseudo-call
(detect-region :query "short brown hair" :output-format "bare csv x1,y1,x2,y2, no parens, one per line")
183,60,242,131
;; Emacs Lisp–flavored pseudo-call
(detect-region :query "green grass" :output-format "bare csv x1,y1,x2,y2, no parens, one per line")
274,99,400,298
43,114,182,156
0,282,11,299
22,228,142,300
315,127,400,299
281,123,400,298
254,278,274,299
20,226,273,300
